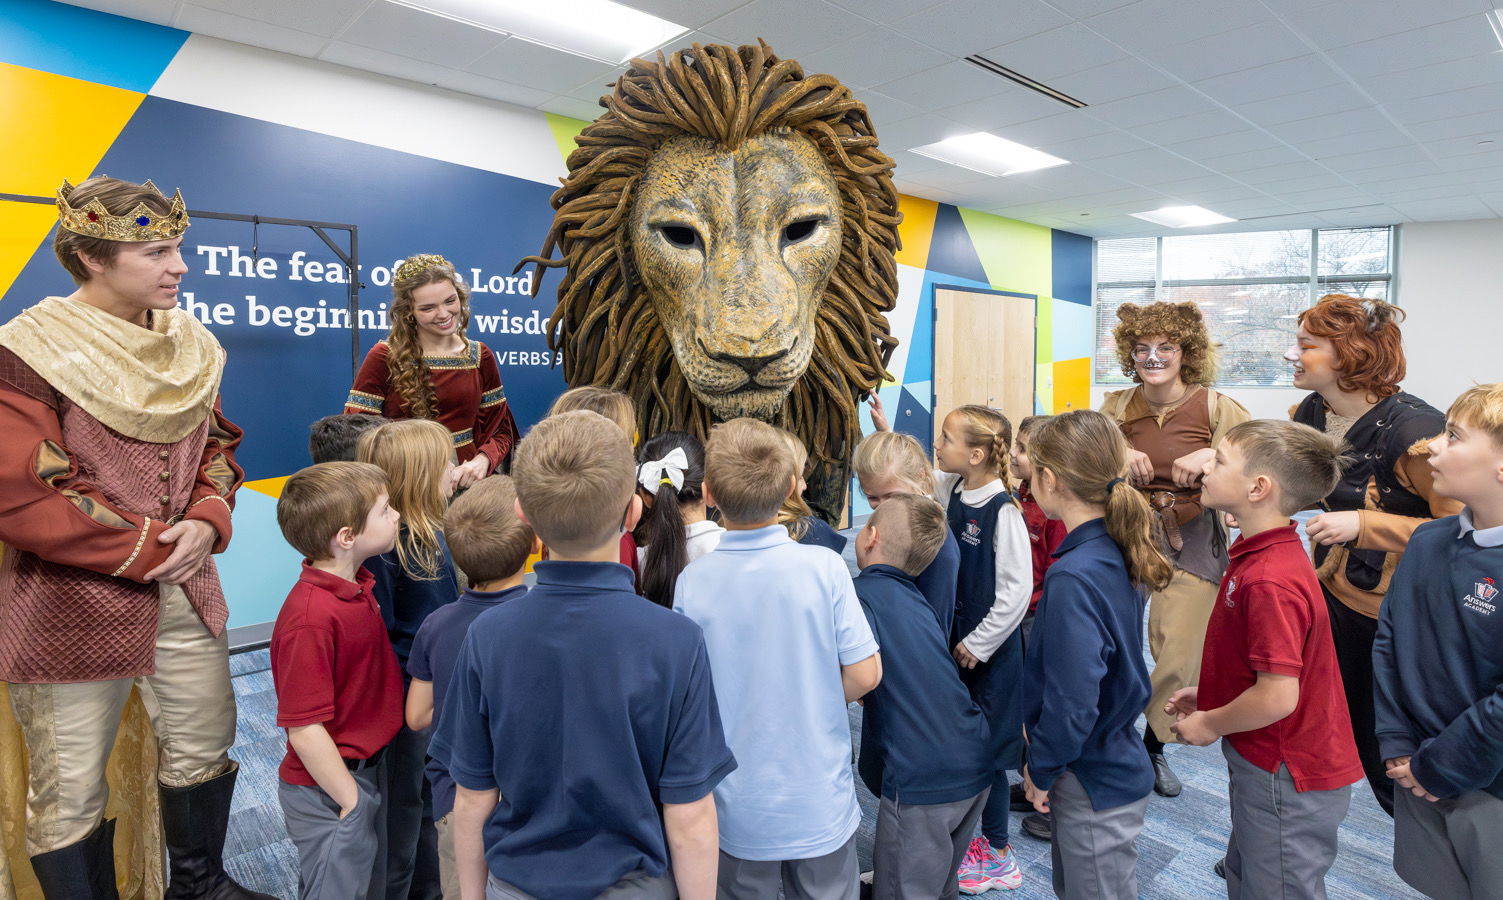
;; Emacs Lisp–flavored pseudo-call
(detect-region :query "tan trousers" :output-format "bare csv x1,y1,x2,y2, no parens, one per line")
7,583,237,856
1144,568,1218,744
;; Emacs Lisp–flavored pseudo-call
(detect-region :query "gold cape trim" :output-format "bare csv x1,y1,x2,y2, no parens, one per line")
0,297,223,443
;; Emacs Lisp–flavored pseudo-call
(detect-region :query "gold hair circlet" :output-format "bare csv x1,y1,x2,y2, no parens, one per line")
56,178,190,241
393,253,455,284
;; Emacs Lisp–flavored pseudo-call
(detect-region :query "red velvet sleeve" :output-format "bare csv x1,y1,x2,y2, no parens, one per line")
181,395,245,553
472,343,518,473
345,341,392,416
0,378,174,582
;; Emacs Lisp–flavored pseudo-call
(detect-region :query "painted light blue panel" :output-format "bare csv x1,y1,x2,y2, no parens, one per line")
0,0,186,92
218,489,303,631
1050,229,1093,306
1051,296,1095,362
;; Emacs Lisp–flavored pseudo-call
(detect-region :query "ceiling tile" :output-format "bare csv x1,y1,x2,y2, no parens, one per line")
1265,107,1401,143
1084,85,1218,128
617,0,754,30
1080,147,1212,183
1163,129,1282,159
1191,54,1343,108
338,2,505,68
468,38,620,93
1046,0,1141,19
1148,20,1309,83
997,112,1119,146
976,23,1127,82
1265,0,1478,51
1204,145,1308,173
189,0,368,38
1323,16,1499,79
822,0,948,26
1083,0,1273,52
1381,83,1503,127
893,0,1069,56
174,3,329,56
1405,109,1503,141
1041,131,1156,163
873,59,1034,109
879,113,973,150
1390,196,1496,221
1235,83,1371,128
1359,55,1503,103
799,30,954,90
1292,127,1414,159
937,85,1077,131
1312,145,1431,172
1139,109,1248,145
702,0,873,59
1048,56,1178,105
62,0,179,26
858,90,931,129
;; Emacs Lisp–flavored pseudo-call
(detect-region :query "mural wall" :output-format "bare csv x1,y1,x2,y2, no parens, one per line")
1,0,1092,632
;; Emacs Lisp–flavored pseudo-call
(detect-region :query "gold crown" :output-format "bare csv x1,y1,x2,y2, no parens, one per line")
56,178,190,242
393,253,455,283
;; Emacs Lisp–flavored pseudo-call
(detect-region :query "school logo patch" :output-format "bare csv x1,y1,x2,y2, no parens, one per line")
961,519,982,547
1463,577,1498,616
1223,576,1238,609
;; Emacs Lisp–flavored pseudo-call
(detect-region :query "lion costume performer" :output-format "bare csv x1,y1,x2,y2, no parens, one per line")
521,39,902,521
1099,301,1248,797
0,177,270,900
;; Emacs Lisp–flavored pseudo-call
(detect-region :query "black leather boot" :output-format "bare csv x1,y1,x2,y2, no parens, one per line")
30,818,120,900
159,763,279,900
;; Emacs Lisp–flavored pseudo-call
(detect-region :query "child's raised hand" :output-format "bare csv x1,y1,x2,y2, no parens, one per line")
867,394,891,432
952,641,980,670
1164,686,1198,719
1169,710,1218,747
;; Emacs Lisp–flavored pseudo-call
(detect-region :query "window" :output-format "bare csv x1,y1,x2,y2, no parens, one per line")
1094,227,1394,386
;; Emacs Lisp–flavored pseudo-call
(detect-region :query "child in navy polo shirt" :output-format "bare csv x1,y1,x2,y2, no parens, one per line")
272,462,405,900
676,417,881,900
1020,410,1169,900
852,494,991,900
1374,383,1503,899
406,475,535,900
1166,420,1361,899
431,410,736,900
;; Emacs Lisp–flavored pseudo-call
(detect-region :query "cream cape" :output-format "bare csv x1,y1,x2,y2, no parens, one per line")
0,296,223,442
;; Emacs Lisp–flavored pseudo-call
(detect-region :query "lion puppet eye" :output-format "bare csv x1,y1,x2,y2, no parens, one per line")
658,224,701,249
782,217,822,246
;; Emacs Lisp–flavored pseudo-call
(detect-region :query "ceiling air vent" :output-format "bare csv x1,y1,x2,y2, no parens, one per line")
963,54,1088,108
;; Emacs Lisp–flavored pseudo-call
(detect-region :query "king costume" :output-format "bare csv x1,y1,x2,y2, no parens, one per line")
0,178,270,900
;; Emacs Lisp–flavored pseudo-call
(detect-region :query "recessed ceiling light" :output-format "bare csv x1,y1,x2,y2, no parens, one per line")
1129,205,1236,228
386,0,687,64
909,133,1069,177
1487,9,1503,50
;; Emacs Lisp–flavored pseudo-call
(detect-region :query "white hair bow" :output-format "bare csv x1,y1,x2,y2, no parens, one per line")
638,447,689,493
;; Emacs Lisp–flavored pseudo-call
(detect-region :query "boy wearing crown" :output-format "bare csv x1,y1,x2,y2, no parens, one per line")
0,177,270,900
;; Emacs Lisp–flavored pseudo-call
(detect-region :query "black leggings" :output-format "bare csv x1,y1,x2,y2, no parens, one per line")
1323,586,1395,817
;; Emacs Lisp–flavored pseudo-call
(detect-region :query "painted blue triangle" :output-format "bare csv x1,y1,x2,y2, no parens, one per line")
924,203,989,285
895,385,933,452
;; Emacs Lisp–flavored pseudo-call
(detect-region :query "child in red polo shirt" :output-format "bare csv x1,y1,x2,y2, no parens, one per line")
1166,420,1362,899
272,462,406,900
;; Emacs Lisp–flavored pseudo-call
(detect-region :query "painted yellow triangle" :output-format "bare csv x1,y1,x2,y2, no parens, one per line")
0,62,146,296
244,476,291,499
895,194,937,270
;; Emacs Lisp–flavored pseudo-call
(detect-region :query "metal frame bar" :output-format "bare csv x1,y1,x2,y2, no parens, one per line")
1,192,364,373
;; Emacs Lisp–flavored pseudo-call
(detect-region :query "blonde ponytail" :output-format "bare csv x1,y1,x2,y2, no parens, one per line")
1029,410,1171,590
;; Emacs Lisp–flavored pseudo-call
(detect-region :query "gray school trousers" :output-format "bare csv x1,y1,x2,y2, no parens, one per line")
1049,770,1148,900
485,870,676,898
873,788,988,900
1223,742,1350,900
1394,782,1503,900
718,834,859,900
279,769,382,900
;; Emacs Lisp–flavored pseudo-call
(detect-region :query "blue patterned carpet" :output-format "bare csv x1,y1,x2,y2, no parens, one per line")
223,525,1416,899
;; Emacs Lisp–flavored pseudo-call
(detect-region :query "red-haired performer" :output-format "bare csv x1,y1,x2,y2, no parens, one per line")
1288,294,1461,816
0,177,270,900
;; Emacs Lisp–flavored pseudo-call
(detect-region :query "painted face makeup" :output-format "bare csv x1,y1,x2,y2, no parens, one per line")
1131,333,1183,384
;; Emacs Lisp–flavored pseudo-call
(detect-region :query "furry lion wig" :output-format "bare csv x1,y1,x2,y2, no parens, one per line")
1112,300,1219,386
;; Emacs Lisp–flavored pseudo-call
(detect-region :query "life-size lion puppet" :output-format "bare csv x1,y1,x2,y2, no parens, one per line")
521,39,902,522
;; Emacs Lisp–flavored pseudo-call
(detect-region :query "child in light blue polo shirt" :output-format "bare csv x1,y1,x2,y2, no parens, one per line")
675,418,881,900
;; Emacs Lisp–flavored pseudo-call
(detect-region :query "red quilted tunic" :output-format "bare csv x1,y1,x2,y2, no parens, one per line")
0,347,244,683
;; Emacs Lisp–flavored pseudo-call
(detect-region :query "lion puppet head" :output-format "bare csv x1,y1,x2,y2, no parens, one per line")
522,40,902,510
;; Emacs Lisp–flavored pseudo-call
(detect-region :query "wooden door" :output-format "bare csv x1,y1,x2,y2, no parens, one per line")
933,287,1036,447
